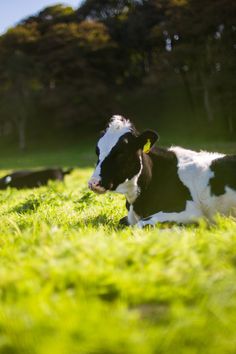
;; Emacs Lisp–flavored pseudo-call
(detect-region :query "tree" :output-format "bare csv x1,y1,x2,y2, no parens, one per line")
0,25,40,149
0,0,235,147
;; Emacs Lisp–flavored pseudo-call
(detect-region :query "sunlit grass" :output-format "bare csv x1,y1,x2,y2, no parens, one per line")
1,145,236,353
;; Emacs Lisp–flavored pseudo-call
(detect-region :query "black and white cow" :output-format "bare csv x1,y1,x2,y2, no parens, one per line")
0,168,73,190
88,115,236,228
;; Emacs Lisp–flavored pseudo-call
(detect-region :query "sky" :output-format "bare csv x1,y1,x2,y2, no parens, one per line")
0,0,83,34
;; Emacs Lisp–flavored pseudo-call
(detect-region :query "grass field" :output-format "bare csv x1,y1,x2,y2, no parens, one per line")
1,142,236,354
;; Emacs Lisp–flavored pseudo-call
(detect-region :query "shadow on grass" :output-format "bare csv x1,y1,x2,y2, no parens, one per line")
73,214,117,229
73,214,201,231
11,198,41,214
131,302,169,324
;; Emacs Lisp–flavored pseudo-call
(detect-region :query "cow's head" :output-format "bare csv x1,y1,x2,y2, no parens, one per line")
88,115,158,194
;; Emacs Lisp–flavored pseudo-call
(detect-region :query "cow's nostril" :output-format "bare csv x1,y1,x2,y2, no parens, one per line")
88,179,102,189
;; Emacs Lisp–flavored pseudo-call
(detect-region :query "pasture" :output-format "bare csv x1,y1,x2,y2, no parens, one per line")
1,142,236,354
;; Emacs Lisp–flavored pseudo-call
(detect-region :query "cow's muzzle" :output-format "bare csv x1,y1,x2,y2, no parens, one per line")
88,177,107,194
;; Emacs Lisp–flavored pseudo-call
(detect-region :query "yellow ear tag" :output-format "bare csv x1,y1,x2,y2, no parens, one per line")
143,139,151,153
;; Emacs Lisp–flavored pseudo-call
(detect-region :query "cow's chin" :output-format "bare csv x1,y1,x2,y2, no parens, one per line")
92,182,114,194
92,187,107,194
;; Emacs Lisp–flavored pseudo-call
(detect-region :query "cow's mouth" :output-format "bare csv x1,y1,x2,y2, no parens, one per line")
88,179,114,194
89,184,107,194
96,182,114,193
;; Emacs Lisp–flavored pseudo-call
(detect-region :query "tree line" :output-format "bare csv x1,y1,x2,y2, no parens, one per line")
0,0,235,149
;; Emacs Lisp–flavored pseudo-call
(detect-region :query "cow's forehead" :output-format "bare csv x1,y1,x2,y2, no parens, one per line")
97,127,131,160
97,115,134,156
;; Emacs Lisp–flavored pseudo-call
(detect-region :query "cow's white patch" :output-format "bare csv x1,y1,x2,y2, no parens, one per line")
198,186,236,220
91,115,133,181
170,146,225,211
108,115,133,130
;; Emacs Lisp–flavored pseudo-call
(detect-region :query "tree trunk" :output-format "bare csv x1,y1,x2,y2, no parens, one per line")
201,74,214,122
17,118,26,151
227,114,234,135
180,70,196,116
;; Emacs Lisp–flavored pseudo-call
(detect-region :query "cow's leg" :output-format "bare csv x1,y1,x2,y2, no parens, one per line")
128,205,141,225
119,205,141,226
136,201,202,228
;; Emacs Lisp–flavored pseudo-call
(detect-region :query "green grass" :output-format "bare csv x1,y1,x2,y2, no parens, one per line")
1,143,236,354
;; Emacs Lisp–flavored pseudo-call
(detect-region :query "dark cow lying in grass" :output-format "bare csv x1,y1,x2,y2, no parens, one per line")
88,115,236,228
0,168,73,190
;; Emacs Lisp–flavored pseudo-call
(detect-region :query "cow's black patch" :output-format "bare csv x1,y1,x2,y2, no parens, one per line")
133,147,192,218
210,155,236,196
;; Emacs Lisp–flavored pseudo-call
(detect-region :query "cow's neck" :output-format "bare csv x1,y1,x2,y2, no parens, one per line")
118,175,141,204
138,152,153,192
116,153,153,204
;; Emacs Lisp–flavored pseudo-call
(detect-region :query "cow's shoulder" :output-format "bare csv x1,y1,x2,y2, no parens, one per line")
134,146,192,217
169,146,225,198
170,146,224,169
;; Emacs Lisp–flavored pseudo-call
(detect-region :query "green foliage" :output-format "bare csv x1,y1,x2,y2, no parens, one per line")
39,4,75,20
1,145,236,353
0,0,235,149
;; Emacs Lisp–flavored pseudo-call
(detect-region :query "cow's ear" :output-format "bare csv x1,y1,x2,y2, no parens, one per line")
136,130,159,153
